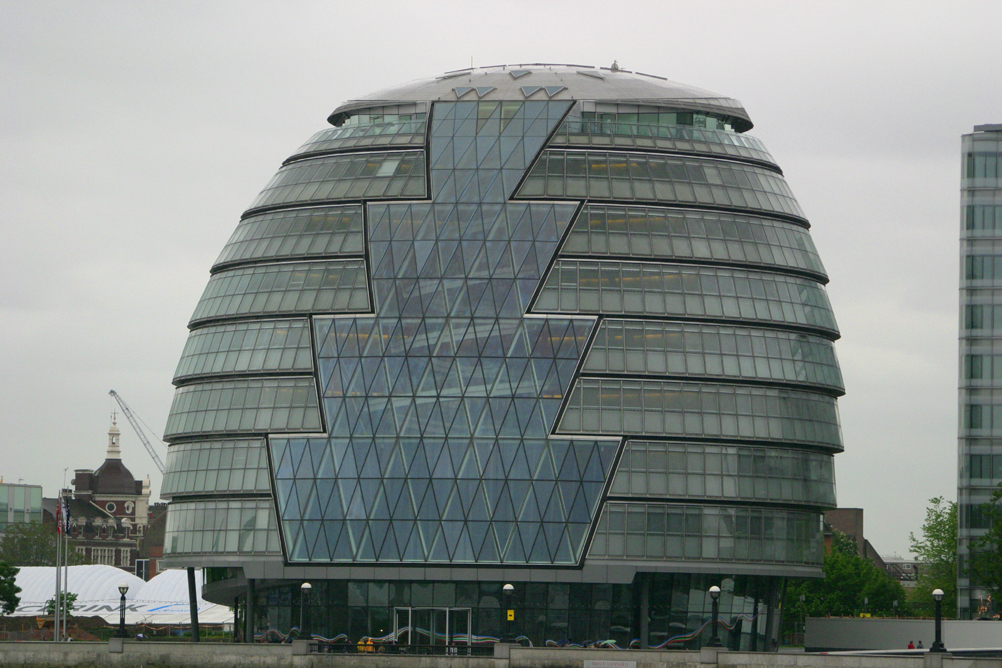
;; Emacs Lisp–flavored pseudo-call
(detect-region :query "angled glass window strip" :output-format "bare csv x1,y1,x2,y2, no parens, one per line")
164,377,322,439
558,379,842,450
587,501,823,566
163,499,281,556
583,320,844,393
161,438,271,498
189,260,370,325
609,441,836,507
174,319,313,382
517,150,805,221
550,121,776,165
290,118,427,157
561,205,825,278
248,150,427,210
214,205,365,267
270,434,615,564
534,260,839,336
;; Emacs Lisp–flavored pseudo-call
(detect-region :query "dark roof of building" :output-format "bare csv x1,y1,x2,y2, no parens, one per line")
90,458,139,496
329,64,752,131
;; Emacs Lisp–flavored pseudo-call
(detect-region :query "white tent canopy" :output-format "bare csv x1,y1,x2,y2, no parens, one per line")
10,565,233,625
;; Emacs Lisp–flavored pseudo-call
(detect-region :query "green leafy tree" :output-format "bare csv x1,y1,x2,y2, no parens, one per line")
908,497,957,618
783,530,909,639
969,484,1002,616
0,561,21,615
44,592,77,616
0,522,87,567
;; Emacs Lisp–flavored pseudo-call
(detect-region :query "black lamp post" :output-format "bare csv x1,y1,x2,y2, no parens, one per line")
930,588,946,653
502,584,514,642
706,585,723,647
300,582,311,639
117,582,129,638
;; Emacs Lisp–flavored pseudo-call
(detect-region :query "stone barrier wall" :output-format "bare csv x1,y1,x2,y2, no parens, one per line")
0,641,1000,668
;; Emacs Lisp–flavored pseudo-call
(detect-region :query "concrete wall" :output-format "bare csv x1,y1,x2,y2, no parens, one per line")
806,617,1002,651
1,642,1001,668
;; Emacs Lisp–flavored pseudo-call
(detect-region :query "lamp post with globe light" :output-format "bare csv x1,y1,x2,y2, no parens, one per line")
300,583,311,639
706,586,723,647
117,583,129,638
502,584,514,642
930,589,946,653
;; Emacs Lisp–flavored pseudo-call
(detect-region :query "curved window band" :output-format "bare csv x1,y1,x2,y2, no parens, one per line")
534,260,838,337
584,320,843,394
550,120,777,167
164,377,322,440
609,440,836,507
558,378,842,450
164,499,281,556
588,502,823,566
248,150,426,211
174,319,313,382
215,205,365,269
162,438,271,498
516,150,805,221
561,205,825,279
190,260,370,326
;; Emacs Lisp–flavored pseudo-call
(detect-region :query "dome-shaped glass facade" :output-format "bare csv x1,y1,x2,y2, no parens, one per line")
162,65,841,650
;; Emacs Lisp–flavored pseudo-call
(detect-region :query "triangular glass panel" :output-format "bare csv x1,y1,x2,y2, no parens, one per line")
509,70,531,79
520,86,542,98
454,87,475,98
475,86,496,97
544,86,566,97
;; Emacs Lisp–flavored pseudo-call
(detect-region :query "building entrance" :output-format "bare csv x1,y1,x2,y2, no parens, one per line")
393,607,471,648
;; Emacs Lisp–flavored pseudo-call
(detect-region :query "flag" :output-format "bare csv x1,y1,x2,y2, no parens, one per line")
55,497,62,535
62,497,71,535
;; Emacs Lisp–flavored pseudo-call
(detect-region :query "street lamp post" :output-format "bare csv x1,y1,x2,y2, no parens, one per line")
706,586,723,647
502,584,514,643
117,583,129,639
300,583,311,639
930,588,946,653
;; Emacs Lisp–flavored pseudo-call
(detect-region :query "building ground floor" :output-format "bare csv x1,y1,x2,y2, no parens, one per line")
204,569,782,651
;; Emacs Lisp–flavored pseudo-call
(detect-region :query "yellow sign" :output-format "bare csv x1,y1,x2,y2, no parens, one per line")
859,613,871,618
507,610,514,621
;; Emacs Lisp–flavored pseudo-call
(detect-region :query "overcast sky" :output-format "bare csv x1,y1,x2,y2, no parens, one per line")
2,1,999,559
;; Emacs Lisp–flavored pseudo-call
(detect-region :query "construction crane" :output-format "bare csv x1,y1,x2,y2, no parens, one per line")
108,390,166,474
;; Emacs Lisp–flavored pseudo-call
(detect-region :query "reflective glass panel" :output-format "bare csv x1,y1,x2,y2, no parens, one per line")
164,377,322,439
164,499,281,556
559,379,842,450
583,320,843,393
534,260,838,336
162,438,271,498
189,260,370,325
174,319,313,381
562,205,825,278
215,205,364,268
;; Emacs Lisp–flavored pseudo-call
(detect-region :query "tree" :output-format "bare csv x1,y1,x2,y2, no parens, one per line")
783,529,909,639
0,522,88,567
969,483,1002,616
44,592,77,616
0,561,21,615
909,497,958,618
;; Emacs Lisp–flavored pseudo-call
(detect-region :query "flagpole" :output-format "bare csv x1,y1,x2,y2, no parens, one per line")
53,496,61,642
62,494,69,641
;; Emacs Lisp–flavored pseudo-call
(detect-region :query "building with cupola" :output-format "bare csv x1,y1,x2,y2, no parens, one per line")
61,419,152,572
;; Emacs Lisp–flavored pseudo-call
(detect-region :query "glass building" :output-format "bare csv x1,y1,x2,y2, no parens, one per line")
0,482,43,534
958,123,1002,619
161,65,843,649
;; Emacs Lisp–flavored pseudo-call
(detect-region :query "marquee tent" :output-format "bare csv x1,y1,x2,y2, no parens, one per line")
10,565,232,625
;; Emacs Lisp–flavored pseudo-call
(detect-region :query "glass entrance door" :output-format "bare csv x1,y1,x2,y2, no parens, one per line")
393,607,472,650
